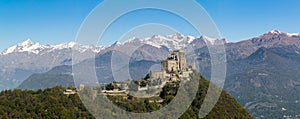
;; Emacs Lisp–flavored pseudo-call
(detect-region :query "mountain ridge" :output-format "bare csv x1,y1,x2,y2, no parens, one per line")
2,30,300,90
1,39,104,55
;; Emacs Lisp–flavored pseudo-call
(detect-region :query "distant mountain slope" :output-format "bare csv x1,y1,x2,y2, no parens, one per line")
181,72,252,118
17,65,74,90
196,38,300,118
18,51,160,90
186,30,300,118
224,45,300,118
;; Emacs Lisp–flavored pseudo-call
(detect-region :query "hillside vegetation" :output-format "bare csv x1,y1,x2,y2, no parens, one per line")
1,72,251,119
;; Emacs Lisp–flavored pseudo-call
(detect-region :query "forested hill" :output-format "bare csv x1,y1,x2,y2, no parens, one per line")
0,86,93,119
0,73,252,118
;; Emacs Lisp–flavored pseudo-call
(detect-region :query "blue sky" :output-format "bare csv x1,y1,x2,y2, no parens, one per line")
0,0,299,52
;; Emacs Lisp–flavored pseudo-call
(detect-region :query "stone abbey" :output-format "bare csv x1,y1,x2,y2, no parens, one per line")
107,50,196,94
149,50,195,83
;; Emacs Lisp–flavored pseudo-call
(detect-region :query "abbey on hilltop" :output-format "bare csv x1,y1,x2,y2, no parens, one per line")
99,50,196,95
149,50,196,83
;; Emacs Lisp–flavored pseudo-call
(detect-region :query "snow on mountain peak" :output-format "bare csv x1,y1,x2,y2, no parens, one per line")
113,41,122,46
139,33,197,50
53,42,78,50
19,39,34,46
269,30,300,37
117,33,198,50
260,30,285,37
166,33,184,39
201,36,216,45
1,40,104,55
1,39,49,55
261,30,300,38
1,45,17,55
68,42,77,47
51,42,106,53
269,30,282,34
287,33,300,37
199,35,229,45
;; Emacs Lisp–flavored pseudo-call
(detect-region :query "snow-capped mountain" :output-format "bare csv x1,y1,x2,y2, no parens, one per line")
101,33,227,61
266,30,300,37
1,39,50,55
116,33,224,50
0,33,225,57
0,30,285,60
130,33,196,49
0,40,106,90
98,33,223,62
223,30,300,60
256,30,300,40
1,39,105,56
104,33,196,50
0,33,220,90
251,30,300,49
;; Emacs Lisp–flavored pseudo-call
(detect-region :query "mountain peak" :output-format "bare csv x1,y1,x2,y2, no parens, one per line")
112,41,121,46
260,30,286,37
1,39,39,55
265,30,300,37
166,32,185,39
52,42,79,50
269,30,283,34
19,39,34,46
259,30,300,39
172,32,183,37
67,42,77,47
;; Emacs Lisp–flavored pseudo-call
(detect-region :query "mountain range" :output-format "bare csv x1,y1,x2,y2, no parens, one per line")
0,39,104,90
1,33,220,90
2,30,300,118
